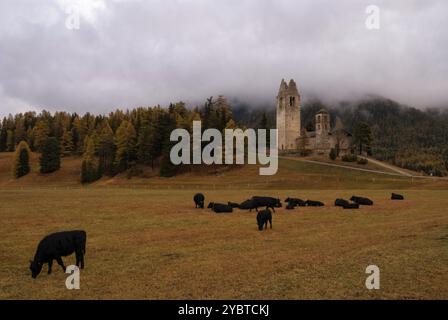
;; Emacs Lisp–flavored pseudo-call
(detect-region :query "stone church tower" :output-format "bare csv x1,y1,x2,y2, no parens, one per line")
276,79,301,151
314,109,331,152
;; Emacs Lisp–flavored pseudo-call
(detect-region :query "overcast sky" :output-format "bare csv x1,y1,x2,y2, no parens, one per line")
0,0,447,117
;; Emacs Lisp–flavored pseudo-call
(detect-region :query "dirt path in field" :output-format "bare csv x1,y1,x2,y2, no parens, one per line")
281,156,448,180
357,156,413,177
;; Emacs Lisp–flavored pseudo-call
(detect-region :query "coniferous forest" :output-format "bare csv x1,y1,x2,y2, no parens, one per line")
1,95,448,180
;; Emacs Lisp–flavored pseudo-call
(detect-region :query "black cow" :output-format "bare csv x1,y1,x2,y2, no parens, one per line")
207,202,233,213
391,193,404,200
350,196,373,206
30,230,86,279
228,202,240,208
194,193,205,208
256,208,272,231
335,199,350,207
343,203,359,209
285,197,306,207
286,202,296,210
239,199,258,212
252,196,282,212
305,200,325,206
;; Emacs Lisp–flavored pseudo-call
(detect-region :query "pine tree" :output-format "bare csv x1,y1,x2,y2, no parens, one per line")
136,117,156,166
39,137,61,173
353,122,373,155
114,120,137,172
12,141,31,178
81,137,99,183
6,129,15,151
0,118,7,152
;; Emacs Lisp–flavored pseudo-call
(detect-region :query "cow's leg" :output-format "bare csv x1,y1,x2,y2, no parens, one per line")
269,218,272,229
80,253,85,269
264,221,268,230
56,256,66,272
48,259,53,274
75,251,80,267
270,206,275,212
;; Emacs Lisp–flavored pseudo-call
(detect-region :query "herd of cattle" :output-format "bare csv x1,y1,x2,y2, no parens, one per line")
28,192,404,279
194,192,405,231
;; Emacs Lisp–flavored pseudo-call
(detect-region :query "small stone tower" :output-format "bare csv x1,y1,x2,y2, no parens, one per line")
276,79,301,151
315,109,331,152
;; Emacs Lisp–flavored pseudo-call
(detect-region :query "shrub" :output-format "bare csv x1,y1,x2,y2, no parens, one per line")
342,154,358,162
357,158,368,165
329,148,337,161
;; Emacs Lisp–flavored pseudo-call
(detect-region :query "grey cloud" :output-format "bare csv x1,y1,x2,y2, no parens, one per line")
0,0,447,117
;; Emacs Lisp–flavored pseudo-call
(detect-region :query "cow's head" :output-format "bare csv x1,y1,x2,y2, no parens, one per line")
284,197,291,202
207,202,214,209
29,260,42,279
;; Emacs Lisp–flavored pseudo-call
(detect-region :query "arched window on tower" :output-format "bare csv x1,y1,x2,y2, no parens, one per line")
289,96,295,107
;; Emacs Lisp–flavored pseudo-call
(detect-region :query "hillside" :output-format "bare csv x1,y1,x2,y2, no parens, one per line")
1,152,447,190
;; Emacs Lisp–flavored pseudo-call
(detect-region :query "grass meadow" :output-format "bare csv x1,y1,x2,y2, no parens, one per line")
0,154,447,299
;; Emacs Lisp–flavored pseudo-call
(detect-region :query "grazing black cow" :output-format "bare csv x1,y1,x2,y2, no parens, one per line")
285,197,306,207
30,230,86,279
335,198,350,207
343,203,359,209
391,193,404,200
256,208,272,231
286,202,296,210
350,196,373,206
193,193,205,208
228,202,240,208
207,202,233,213
251,196,282,212
305,200,325,206
239,199,258,212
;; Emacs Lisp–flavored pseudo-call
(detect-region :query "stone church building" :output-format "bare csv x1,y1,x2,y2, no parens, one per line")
276,78,352,155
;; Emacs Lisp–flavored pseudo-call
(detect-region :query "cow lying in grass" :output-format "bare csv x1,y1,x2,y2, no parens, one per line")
193,193,205,208
252,196,282,212
350,196,373,206
305,200,325,206
207,202,233,213
286,202,296,210
30,230,87,279
335,198,349,207
335,198,359,209
256,208,272,231
285,197,306,207
391,193,404,200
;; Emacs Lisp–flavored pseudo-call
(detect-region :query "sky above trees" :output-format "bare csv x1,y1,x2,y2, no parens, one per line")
1,0,447,117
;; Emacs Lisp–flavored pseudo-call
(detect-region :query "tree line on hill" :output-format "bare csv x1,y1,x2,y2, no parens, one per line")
4,96,238,182
3,95,448,181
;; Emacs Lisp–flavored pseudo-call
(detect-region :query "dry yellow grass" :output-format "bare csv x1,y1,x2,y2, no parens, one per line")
0,153,447,299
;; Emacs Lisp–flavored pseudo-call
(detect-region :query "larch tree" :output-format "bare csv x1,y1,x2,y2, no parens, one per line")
114,120,137,172
12,140,31,178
